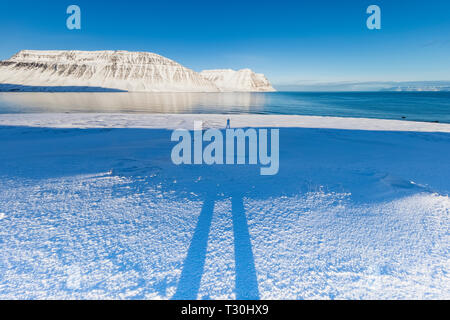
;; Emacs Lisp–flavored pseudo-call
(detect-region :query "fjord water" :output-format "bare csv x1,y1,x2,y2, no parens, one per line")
0,91,449,123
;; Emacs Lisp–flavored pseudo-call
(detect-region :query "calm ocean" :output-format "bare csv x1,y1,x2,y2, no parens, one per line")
0,91,449,123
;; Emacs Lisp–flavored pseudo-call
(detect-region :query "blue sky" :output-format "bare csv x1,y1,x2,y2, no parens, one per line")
0,0,449,85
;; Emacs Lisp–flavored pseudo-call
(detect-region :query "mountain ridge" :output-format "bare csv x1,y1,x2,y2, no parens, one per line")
0,50,275,93
200,69,275,92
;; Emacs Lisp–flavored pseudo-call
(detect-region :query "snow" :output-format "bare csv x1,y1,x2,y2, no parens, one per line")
0,50,219,93
0,113,448,132
0,113,449,299
200,69,275,92
0,51,275,93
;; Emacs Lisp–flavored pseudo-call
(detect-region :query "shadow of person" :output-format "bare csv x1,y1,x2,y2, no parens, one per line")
172,187,260,300
171,189,217,300
230,193,260,300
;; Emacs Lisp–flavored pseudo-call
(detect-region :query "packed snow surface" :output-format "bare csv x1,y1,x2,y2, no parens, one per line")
0,113,448,132
0,114,449,299
0,50,275,93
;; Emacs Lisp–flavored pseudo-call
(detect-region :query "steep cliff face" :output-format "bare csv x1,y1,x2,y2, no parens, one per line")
200,69,276,92
0,50,219,92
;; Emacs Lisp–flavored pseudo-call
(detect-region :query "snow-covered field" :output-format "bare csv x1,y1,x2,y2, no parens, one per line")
0,114,449,299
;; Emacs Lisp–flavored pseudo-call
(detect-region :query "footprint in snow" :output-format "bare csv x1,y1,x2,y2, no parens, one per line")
381,174,425,190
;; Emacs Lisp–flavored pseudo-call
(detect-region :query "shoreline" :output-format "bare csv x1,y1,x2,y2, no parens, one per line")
0,113,449,132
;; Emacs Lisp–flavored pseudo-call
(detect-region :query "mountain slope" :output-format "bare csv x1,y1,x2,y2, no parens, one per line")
200,69,275,92
0,50,219,92
0,50,276,93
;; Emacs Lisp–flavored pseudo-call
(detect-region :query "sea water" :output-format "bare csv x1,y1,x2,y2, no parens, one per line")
0,91,449,123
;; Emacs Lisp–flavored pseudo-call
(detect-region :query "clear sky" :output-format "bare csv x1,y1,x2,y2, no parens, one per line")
0,0,449,85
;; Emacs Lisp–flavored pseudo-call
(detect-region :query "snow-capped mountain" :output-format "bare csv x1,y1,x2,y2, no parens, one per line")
200,69,275,92
0,50,275,92
0,50,219,92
